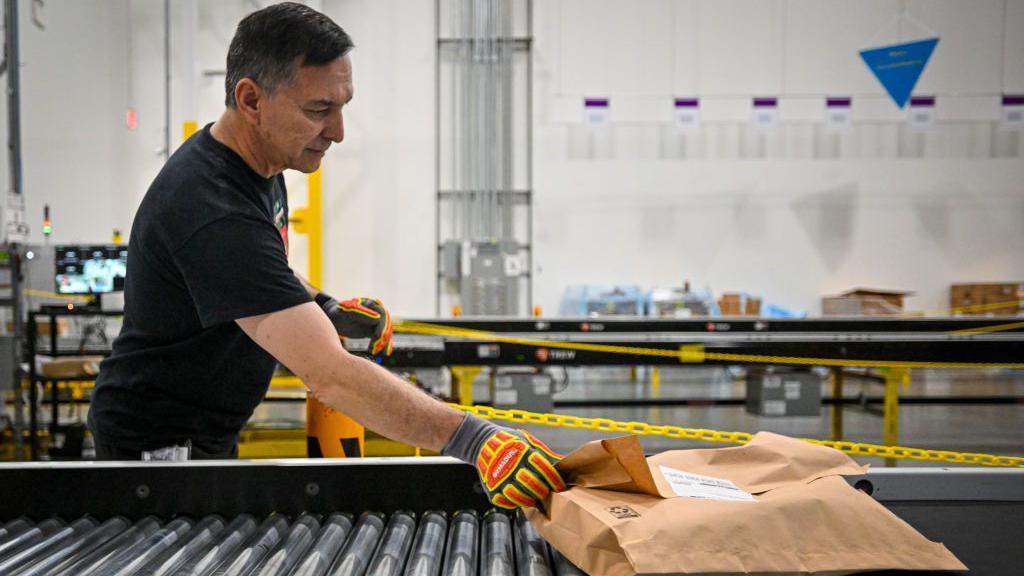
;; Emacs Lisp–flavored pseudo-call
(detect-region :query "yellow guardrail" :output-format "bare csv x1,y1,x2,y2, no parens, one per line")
452,404,1024,468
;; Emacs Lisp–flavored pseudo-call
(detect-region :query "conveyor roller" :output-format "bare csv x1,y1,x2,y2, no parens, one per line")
0,509,584,576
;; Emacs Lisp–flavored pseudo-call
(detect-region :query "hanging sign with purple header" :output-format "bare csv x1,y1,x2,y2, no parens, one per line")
859,38,939,108
584,98,610,128
825,97,852,132
1002,95,1024,129
908,95,935,129
674,98,700,130
752,97,778,129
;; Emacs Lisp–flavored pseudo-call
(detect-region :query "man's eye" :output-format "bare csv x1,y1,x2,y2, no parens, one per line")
308,109,328,116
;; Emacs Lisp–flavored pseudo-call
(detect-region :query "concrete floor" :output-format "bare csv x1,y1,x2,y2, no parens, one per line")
503,367,1024,468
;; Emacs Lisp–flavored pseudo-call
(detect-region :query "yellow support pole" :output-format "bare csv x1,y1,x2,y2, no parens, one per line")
881,367,908,467
450,366,482,405
650,366,661,423
289,168,324,287
182,120,198,142
831,368,844,441
288,165,362,457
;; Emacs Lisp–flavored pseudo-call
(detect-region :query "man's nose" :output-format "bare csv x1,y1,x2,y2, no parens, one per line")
323,108,344,143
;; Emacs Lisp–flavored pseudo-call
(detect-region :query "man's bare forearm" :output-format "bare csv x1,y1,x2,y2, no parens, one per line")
312,353,465,451
237,302,464,452
296,274,320,299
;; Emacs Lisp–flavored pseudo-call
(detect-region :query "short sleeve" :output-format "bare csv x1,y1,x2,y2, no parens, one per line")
174,216,312,327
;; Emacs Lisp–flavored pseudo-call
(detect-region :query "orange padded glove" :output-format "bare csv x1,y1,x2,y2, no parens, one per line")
317,295,394,356
475,429,567,509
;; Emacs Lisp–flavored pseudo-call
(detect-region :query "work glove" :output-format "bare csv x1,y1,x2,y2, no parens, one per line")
442,413,567,509
316,294,394,356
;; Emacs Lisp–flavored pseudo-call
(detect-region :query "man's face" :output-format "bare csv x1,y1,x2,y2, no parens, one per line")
258,54,353,174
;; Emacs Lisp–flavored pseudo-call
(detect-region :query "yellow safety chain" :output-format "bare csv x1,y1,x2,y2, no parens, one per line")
452,404,1024,468
396,320,1024,369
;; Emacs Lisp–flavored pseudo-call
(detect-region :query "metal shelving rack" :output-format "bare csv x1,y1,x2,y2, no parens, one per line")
435,0,533,316
23,306,121,460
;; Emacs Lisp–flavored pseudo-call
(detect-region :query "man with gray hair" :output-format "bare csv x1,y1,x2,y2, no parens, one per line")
89,2,565,511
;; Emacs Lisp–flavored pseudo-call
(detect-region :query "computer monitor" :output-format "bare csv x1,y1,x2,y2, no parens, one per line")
55,245,128,295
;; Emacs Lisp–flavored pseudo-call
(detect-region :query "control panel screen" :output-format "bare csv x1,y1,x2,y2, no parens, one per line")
55,245,127,294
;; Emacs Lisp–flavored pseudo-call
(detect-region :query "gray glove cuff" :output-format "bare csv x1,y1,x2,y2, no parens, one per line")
441,413,505,464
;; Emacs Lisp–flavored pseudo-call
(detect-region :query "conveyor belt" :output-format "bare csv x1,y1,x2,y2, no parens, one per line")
1,460,1021,576
0,508,580,576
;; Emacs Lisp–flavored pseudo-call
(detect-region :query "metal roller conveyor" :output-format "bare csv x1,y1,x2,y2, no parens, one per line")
10,517,129,576
211,513,290,576
481,510,514,576
514,510,553,576
0,460,1019,575
135,515,226,576
442,509,479,576
56,516,161,576
330,511,385,576
0,508,565,576
104,517,194,576
172,513,257,576
0,518,33,544
291,513,354,576
252,512,320,576
0,517,96,574
401,511,446,576
0,517,64,561
365,511,415,576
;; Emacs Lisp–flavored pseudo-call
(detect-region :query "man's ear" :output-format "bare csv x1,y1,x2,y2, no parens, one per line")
234,78,263,124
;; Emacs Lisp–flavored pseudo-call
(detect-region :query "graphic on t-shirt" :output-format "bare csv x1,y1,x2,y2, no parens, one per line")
273,198,289,253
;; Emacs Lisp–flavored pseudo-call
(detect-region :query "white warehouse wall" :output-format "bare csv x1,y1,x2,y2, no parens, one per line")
1,0,1021,317
532,0,1024,315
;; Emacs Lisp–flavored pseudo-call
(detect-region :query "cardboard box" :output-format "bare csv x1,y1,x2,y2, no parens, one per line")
39,356,103,379
718,293,761,316
822,288,913,316
529,433,965,575
950,282,1022,315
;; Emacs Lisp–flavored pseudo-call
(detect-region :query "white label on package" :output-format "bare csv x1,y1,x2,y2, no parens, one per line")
659,466,757,502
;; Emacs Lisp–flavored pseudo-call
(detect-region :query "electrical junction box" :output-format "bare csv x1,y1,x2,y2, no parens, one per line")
746,368,821,417
492,371,554,414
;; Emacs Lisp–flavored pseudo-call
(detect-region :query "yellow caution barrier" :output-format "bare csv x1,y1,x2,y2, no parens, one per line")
451,404,1024,468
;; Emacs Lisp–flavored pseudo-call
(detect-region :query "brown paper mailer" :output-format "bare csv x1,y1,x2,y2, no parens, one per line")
527,432,966,576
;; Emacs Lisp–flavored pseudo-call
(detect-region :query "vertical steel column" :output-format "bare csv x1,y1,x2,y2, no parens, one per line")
163,0,171,159
5,0,26,460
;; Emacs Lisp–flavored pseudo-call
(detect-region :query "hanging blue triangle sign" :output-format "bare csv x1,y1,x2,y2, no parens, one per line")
859,38,939,108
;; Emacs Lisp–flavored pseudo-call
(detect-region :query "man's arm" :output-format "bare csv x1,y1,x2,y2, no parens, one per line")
236,301,463,451
295,275,320,299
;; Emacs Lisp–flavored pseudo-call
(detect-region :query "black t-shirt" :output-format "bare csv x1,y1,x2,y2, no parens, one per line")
88,124,311,453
